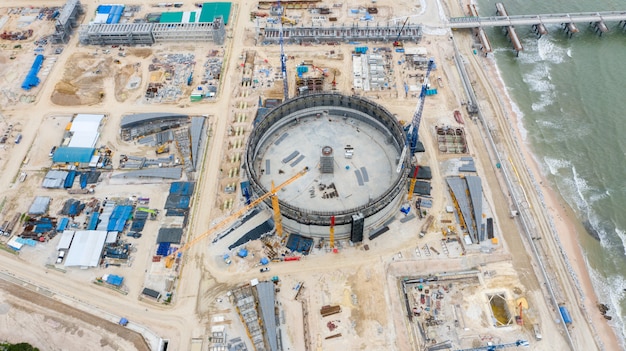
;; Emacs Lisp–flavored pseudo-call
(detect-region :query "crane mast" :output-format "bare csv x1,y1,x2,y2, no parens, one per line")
408,58,436,154
278,0,288,101
454,339,529,351
396,58,436,173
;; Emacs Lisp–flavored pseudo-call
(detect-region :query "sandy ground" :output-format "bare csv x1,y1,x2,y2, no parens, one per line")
0,0,621,350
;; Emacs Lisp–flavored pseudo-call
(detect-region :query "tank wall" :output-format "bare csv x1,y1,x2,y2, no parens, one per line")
282,188,404,239
245,93,409,235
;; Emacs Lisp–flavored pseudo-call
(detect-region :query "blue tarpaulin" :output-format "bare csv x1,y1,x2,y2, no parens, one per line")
64,170,76,188
21,55,44,90
285,234,313,254
88,213,100,230
56,217,69,232
156,242,170,256
169,182,195,196
107,205,133,232
52,147,96,164
106,274,124,286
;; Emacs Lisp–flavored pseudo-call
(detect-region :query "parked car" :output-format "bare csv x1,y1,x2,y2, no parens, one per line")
127,231,142,238
260,267,270,273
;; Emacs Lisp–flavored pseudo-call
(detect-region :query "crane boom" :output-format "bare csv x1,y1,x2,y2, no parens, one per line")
396,59,436,172
454,339,529,351
408,58,436,154
278,0,288,101
165,167,309,267
393,17,409,47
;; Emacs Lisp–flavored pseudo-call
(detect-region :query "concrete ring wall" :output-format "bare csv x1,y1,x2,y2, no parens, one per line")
244,93,409,237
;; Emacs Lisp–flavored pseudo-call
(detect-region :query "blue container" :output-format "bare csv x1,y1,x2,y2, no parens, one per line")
559,306,572,325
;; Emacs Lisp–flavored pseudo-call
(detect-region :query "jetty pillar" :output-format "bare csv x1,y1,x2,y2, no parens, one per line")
562,22,579,38
532,23,548,38
592,21,609,37
495,3,523,56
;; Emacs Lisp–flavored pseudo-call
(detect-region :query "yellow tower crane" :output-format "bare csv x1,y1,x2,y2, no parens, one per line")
271,181,284,237
407,164,420,200
165,167,309,268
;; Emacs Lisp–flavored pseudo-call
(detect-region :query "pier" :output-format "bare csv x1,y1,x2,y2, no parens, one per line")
450,3,626,54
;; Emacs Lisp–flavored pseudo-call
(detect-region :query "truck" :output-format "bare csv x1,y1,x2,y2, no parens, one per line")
559,305,573,325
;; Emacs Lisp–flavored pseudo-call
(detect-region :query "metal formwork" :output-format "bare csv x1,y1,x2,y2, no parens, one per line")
52,0,84,43
262,23,422,43
79,17,226,46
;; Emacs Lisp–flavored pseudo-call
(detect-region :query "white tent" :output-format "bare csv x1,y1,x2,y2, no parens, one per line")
56,230,75,250
64,230,107,267
68,114,104,148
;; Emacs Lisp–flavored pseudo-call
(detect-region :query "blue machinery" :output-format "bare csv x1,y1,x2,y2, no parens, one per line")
397,58,436,173
454,339,529,351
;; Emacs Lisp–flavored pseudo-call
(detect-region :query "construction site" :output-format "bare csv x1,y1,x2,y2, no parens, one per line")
0,0,613,351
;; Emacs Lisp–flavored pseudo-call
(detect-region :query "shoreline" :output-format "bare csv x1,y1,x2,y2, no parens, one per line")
479,52,623,350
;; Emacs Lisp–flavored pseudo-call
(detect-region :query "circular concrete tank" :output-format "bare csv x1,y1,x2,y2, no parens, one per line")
244,93,409,239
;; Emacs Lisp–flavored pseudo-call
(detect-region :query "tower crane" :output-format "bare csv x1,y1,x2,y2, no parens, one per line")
278,0,289,101
164,167,309,268
271,181,284,237
454,339,529,351
407,164,419,200
396,58,436,173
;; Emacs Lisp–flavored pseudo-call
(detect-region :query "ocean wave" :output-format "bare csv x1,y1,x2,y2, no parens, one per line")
588,267,626,348
543,157,571,175
523,64,555,112
617,228,626,256
536,36,568,65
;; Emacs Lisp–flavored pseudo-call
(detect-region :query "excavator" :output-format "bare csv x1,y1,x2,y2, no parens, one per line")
164,167,309,268
156,143,170,155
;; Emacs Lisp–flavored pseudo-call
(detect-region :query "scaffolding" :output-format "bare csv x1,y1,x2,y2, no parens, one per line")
261,23,422,44
79,17,226,46
52,0,84,43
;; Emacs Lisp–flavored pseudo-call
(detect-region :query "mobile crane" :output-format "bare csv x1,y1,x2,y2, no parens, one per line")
164,167,309,268
393,17,409,47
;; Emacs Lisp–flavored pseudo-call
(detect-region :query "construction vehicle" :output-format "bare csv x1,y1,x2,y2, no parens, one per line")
516,302,523,325
164,167,309,268
156,144,170,155
281,16,297,25
454,340,529,351
393,18,409,47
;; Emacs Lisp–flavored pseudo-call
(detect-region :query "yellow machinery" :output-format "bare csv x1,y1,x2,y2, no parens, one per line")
407,165,419,200
156,144,169,154
271,181,284,237
165,167,309,268
281,16,297,25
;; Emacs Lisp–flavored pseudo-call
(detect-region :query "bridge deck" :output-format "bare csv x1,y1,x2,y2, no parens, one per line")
449,11,626,29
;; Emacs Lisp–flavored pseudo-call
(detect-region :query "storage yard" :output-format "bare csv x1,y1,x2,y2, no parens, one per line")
0,0,614,351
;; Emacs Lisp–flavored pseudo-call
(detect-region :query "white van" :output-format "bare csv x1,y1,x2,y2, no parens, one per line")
56,250,66,263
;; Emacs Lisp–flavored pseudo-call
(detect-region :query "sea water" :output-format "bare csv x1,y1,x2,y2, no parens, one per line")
475,0,626,345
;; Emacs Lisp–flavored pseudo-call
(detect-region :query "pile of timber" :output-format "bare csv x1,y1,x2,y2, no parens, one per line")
320,305,341,317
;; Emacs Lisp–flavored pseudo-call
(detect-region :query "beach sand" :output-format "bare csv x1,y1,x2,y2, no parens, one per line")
475,34,622,350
